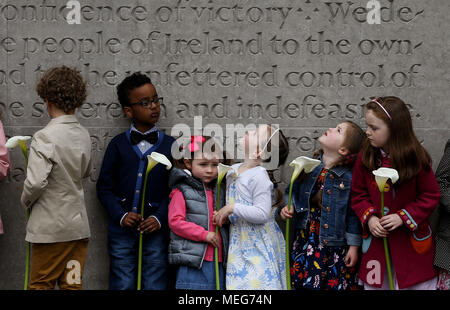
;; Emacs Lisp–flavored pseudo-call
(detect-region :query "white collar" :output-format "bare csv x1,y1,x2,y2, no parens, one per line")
130,123,157,135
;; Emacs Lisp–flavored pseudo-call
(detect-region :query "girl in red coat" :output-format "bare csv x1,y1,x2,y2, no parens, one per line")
351,96,440,290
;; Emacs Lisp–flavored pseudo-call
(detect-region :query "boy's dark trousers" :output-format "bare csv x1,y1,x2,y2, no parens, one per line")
96,130,176,290
108,228,168,290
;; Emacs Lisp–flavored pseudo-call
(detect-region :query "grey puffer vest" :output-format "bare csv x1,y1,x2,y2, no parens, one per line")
168,167,228,269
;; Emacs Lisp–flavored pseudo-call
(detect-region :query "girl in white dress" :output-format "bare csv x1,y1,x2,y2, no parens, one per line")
214,125,289,290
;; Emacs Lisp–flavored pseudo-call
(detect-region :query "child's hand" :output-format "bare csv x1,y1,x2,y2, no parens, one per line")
138,217,160,234
122,212,142,228
214,204,234,227
206,232,220,248
344,246,359,267
379,214,403,231
213,211,229,226
280,205,294,221
368,215,389,238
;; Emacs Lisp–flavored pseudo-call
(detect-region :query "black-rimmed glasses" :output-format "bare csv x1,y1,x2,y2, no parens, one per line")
130,97,163,108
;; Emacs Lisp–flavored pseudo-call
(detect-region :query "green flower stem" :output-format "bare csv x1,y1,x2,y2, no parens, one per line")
24,208,30,290
215,182,221,290
381,191,394,290
137,170,150,290
285,181,294,290
23,149,30,290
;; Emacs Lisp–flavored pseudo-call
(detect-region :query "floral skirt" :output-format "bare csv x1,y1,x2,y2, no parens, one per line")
290,207,360,290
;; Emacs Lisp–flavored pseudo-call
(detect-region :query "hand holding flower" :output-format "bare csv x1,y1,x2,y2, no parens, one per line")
284,156,321,290
138,217,160,234
280,204,294,221
371,167,399,291
368,215,389,238
380,214,403,231
214,163,233,290
6,135,32,290
206,232,220,248
214,204,234,227
137,152,171,290
122,212,142,228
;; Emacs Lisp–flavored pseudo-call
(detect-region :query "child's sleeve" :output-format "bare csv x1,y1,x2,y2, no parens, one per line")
283,185,290,207
0,121,10,179
233,170,273,224
350,154,377,232
168,189,209,242
436,139,450,213
150,195,169,230
345,199,362,246
20,132,54,208
96,139,126,225
82,152,92,179
395,165,441,231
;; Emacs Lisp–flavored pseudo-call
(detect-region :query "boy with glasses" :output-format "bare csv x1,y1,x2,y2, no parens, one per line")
97,72,175,289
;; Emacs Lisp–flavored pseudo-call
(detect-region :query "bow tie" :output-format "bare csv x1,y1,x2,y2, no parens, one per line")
130,130,158,145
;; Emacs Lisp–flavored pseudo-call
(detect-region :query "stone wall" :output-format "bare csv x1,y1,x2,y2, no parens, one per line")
0,0,449,289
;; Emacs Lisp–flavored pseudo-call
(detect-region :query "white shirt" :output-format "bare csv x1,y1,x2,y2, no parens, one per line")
130,123,158,154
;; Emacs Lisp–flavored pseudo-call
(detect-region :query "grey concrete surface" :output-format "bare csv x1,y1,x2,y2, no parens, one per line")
0,0,449,289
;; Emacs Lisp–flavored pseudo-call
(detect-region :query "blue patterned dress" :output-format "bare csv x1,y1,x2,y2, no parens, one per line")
225,163,286,290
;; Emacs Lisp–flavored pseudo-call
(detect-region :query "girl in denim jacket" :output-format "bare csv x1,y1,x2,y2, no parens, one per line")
280,121,365,290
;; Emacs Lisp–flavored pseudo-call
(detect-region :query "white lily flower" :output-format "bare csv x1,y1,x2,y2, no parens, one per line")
217,163,233,184
6,135,32,166
289,156,321,183
146,152,172,173
372,167,399,192
5,135,32,149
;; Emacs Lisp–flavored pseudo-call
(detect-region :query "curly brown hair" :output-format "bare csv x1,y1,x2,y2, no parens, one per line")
36,66,87,113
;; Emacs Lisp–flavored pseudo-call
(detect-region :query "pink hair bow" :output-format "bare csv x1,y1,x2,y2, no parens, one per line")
182,135,205,152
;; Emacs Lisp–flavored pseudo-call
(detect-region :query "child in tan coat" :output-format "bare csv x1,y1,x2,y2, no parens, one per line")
21,66,92,290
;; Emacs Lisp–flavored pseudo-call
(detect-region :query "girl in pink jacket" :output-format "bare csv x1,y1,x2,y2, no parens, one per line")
167,135,229,290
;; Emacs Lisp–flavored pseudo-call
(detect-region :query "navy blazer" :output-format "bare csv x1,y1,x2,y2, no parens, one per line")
96,129,175,235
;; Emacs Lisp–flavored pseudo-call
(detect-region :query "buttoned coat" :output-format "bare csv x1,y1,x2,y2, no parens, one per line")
351,152,440,289
21,115,92,243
